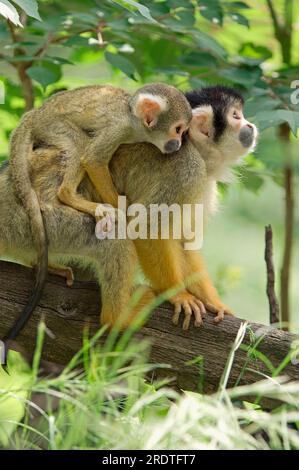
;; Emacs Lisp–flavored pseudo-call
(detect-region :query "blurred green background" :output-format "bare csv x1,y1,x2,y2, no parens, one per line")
0,0,298,330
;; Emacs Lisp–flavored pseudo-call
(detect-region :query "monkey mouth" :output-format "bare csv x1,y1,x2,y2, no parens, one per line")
163,139,181,153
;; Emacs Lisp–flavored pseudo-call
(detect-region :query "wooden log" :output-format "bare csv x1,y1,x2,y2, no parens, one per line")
0,260,298,398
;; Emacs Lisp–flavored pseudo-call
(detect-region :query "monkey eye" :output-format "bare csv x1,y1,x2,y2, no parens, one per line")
233,111,241,120
176,125,182,134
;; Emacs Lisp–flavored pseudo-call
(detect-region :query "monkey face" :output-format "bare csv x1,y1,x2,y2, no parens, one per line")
188,102,258,166
223,104,258,158
150,120,190,154
131,83,192,154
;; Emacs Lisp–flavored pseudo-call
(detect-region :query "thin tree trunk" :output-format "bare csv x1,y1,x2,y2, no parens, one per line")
264,225,280,325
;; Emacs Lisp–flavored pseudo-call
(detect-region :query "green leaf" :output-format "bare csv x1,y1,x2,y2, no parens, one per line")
105,51,137,80
256,132,287,172
27,63,62,89
11,0,41,20
44,55,74,65
189,77,209,88
9,54,37,62
66,12,99,28
199,0,223,26
0,351,31,447
256,109,299,136
238,167,264,193
220,66,262,87
0,0,22,26
180,51,218,69
226,1,250,9
240,43,272,60
229,12,249,27
238,43,272,65
244,96,280,118
63,36,91,47
175,6,196,28
193,31,227,59
160,16,189,32
153,67,189,77
111,0,157,24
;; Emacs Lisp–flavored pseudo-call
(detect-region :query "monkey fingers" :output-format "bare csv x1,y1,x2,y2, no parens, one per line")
205,302,234,324
171,291,206,330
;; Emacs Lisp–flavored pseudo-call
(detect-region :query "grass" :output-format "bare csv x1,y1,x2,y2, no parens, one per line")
1,321,299,450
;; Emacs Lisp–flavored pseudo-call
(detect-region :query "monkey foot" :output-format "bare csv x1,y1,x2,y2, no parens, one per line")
205,302,234,324
171,291,206,330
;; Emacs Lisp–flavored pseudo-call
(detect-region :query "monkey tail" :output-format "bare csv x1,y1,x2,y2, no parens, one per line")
3,120,48,367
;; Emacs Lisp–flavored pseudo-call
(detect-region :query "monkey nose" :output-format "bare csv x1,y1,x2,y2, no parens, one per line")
239,125,254,148
164,139,181,154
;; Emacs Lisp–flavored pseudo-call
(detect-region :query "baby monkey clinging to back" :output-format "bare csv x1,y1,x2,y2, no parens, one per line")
8,83,192,342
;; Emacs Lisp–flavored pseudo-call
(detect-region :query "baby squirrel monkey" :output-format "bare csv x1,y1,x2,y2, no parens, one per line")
11,83,191,214
8,83,191,341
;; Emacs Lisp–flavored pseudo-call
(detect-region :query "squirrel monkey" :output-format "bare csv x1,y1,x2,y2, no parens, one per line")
110,86,258,328
1,86,257,345
8,83,192,340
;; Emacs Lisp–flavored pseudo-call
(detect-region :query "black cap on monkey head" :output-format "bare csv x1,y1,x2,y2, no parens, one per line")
185,86,244,142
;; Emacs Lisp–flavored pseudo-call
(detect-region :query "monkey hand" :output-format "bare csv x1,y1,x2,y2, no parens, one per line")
170,291,206,330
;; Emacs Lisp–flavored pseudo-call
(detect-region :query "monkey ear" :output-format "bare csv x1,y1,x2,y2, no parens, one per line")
133,93,168,128
191,106,213,138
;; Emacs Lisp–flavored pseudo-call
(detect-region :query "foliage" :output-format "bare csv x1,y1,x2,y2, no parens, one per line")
0,1,298,183
0,0,40,26
1,322,299,450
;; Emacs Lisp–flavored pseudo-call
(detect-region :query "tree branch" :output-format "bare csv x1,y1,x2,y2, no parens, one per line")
31,29,95,62
266,1,295,330
7,20,34,111
264,225,280,325
0,261,298,408
279,135,295,331
266,0,293,64
266,0,282,39
284,0,293,32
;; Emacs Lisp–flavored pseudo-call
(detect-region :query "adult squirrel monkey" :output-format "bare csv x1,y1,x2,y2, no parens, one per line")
110,86,258,328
